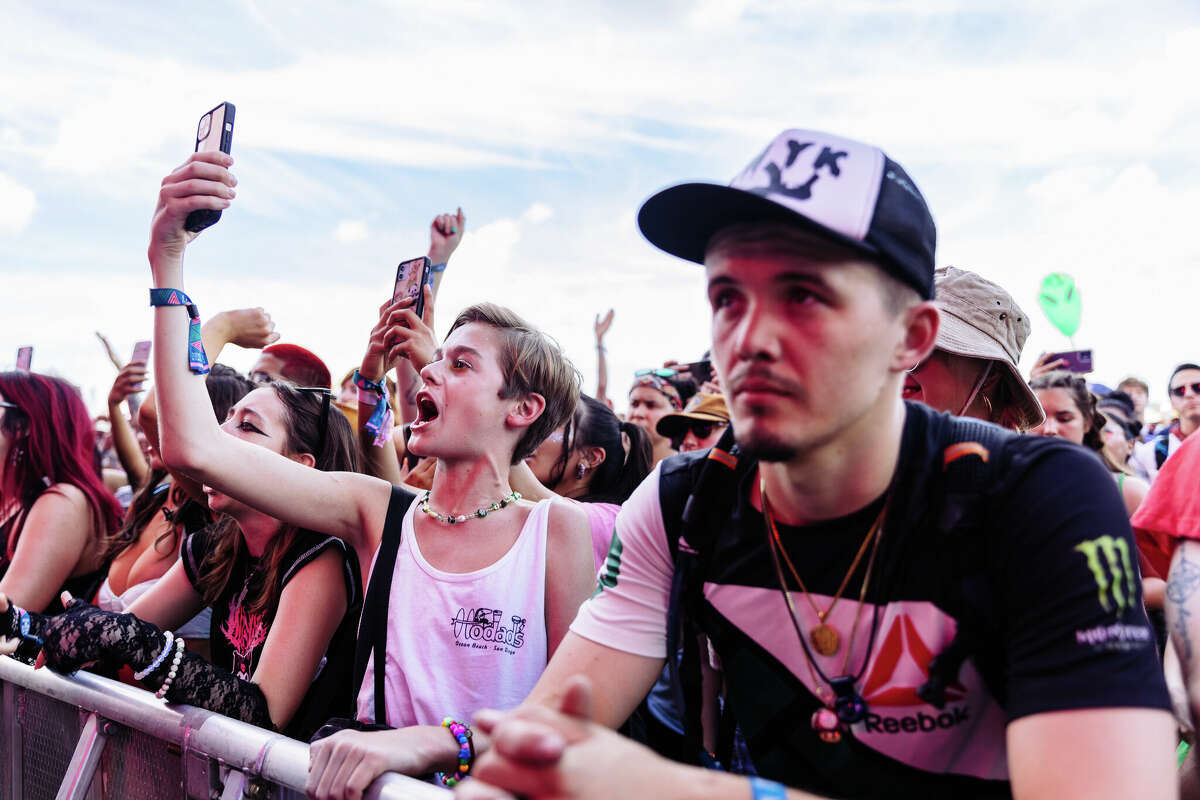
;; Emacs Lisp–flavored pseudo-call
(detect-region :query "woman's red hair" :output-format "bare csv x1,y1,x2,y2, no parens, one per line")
0,371,122,558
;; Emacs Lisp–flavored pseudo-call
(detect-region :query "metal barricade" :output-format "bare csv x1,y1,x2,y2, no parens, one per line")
0,657,447,800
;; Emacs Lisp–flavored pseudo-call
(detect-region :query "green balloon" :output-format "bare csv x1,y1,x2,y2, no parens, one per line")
1038,273,1081,338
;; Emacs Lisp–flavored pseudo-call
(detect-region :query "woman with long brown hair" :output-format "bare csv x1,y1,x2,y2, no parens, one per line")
6,380,365,740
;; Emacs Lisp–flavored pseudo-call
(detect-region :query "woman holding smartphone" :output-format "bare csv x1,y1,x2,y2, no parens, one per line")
35,152,593,790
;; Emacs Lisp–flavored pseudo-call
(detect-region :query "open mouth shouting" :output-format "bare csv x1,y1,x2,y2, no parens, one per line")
412,390,440,430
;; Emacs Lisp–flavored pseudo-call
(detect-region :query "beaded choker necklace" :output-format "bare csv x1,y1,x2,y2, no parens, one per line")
419,490,521,525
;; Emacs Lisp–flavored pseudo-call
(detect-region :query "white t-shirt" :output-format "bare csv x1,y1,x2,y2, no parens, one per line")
357,499,552,727
1132,428,1184,482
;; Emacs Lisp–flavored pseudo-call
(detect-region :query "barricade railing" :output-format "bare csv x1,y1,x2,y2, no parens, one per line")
0,656,448,800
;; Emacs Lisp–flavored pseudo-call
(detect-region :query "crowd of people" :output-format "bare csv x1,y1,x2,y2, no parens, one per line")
2,125,1200,800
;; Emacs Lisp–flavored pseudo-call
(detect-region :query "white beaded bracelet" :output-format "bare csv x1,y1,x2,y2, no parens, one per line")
133,630,174,681
155,636,186,700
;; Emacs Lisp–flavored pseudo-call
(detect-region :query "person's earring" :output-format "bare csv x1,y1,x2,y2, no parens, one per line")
981,395,993,417
575,462,588,480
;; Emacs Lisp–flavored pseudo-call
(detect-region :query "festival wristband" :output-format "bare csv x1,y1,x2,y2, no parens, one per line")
429,262,448,274
6,604,42,646
353,370,393,447
357,389,380,407
750,777,787,800
148,289,210,375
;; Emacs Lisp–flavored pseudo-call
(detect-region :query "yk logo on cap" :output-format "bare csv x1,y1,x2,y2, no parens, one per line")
731,129,886,243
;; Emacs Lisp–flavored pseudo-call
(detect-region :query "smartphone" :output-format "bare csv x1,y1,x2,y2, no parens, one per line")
131,340,152,364
184,101,236,233
16,346,32,371
1047,349,1093,374
684,360,714,385
393,256,432,320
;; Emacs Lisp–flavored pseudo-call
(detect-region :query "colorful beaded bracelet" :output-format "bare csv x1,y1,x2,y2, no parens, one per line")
436,717,474,786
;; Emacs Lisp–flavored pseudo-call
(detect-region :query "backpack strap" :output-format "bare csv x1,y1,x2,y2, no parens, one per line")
352,485,417,726
663,427,753,765
917,417,1011,708
1155,430,1171,469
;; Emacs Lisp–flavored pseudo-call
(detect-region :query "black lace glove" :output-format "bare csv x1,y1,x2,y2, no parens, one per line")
153,650,275,731
39,599,164,675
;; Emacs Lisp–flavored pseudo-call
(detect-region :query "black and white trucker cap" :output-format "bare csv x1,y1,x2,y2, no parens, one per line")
637,129,938,299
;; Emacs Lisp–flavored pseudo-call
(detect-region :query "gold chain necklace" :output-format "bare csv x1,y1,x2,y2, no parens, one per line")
761,481,886,656
761,477,888,743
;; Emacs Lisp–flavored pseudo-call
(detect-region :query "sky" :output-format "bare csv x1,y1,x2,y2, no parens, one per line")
1,0,1198,420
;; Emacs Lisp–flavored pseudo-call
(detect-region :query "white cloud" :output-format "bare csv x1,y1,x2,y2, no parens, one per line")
334,219,369,243
522,203,554,224
0,172,36,236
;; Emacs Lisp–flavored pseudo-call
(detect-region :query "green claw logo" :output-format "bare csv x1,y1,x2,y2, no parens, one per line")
1074,536,1136,616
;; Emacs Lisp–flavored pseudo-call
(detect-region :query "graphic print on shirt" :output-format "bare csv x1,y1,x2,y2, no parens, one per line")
705,583,1010,780
449,606,527,655
222,582,268,680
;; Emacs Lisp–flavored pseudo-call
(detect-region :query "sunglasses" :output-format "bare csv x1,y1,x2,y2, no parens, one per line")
250,371,276,385
1170,382,1200,398
635,368,676,378
296,387,333,458
683,420,727,439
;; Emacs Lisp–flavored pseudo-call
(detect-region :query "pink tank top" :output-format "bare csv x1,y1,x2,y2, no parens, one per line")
357,499,552,727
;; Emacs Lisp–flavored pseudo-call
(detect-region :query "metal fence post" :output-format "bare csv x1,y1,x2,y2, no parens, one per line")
54,712,109,800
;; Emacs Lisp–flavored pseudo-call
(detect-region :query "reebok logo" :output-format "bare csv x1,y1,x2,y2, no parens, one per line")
864,706,969,734
860,613,963,707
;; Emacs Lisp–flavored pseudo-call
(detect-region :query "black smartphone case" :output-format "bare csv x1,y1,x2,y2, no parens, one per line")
185,102,236,233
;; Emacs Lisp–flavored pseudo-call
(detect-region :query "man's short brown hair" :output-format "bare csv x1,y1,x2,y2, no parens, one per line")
449,303,581,463
706,222,921,317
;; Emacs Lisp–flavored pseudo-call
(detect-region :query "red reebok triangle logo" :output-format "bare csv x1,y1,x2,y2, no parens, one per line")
860,614,964,706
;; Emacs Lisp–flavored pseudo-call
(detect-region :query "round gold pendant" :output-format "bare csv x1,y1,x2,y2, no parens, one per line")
810,623,840,656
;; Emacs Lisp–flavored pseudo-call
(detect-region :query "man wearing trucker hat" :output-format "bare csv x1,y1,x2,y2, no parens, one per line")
463,130,1173,800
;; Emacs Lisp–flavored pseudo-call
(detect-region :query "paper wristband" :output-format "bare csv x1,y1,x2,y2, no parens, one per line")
148,289,210,375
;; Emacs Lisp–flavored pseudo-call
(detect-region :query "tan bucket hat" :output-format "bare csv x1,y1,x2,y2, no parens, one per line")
656,393,731,440
934,266,1045,428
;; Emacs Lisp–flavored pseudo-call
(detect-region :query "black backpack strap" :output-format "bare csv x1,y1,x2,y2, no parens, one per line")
663,428,752,764
917,418,1011,708
1155,431,1171,469
352,485,417,726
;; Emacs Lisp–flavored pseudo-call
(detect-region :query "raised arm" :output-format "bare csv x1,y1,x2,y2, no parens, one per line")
393,209,464,425
594,309,614,408
355,289,437,484
106,361,151,489
146,152,386,552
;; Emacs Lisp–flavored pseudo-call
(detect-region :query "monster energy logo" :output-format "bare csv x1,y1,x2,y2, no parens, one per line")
1075,535,1137,616
592,531,623,598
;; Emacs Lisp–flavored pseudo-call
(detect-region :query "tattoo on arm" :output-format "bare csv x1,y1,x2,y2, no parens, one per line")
1167,554,1200,662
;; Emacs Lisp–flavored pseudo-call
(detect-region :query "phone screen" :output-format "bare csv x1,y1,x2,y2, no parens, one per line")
393,257,431,319
1048,349,1094,374
16,346,32,371
131,340,152,364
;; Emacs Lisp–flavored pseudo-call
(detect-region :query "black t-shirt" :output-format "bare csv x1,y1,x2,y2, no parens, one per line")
182,526,362,740
574,402,1170,798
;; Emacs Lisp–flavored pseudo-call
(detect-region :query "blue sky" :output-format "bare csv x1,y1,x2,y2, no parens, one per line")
2,0,1198,417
